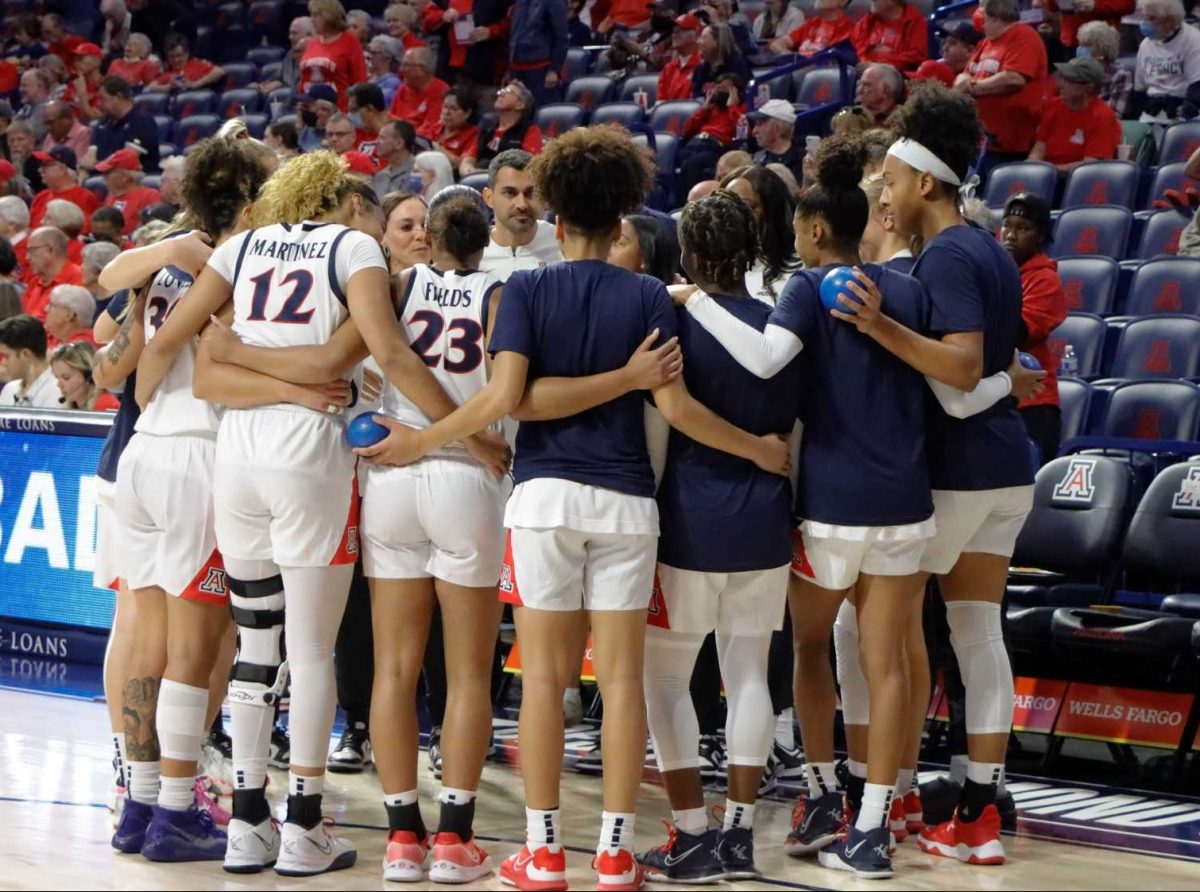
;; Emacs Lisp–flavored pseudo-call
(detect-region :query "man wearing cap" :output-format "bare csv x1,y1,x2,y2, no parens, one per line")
1029,57,1121,172
297,83,339,153
22,226,82,322
999,192,1068,463
63,43,106,123
41,100,92,161
89,76,159,173
97,149,161,236
770,0,855,55
750,99,803,181
657,15,704,102
30,146,100,232
910,20,980,85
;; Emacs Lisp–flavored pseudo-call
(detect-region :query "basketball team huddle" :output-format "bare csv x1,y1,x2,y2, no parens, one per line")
94,81,1048,889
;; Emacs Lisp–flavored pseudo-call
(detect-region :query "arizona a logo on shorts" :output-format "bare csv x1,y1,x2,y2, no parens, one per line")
1172,465,1200,513
199,567,228,597
499,563,514,594
347,526,359,555
1053,458,1096,504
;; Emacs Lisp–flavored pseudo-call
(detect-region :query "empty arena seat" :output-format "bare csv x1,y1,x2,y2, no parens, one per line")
649,100,701,136
1158,120,1200,165
1048,312,1106,379
170,89,216,118
1058,378,1092,444
533,103,586,139
134,92,170,117
1124,461,1200,586
242,113,269,138
246,45,286,67
1124,257,1200,317
794,67,848,107
1056,256,1119,315
983,161,1058,210
590,102,646,128
1108,316,1200,381
1132,208,1188,260
1143,161,1191,210
218,88,263,117
750,68,791,102
619,74,659,107
564,76,614,110
248,0,284,35
1061,161,1139,209
460,171,488,193
153,114,173,143
217,26,252,63
1052,206,1132,259
172,114,221,147
1101,380,1200,440
564,47,592,82
259,61,283,83
221,62,257,89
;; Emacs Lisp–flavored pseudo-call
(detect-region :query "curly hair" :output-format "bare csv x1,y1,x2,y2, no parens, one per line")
250,150,360,227
528,126,655,235
890,82,984,192
427,193,490,263
795,134,869,252
679,190,759,291
180,137,271,237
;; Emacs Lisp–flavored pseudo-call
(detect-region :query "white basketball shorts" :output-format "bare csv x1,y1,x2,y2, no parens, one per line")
792,520,934,591
93,477,121,591
648,563,790,636
919,486,1035,576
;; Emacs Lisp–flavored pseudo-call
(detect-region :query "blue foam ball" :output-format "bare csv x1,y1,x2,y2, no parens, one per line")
820,266,858,312
346,413,389,448
1018,352,1042,371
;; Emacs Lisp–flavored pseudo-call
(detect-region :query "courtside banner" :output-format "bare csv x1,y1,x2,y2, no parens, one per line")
0,408,114,631
1012,677,1068,733
1055,684,1194,749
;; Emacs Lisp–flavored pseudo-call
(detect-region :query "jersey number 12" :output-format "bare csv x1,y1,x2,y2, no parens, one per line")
246,268,315,324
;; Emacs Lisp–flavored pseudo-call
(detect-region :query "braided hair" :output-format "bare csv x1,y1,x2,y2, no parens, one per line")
679,190,759,292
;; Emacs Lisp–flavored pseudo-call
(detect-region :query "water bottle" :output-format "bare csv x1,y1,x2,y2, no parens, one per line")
757,82,771,108
1060,344,1079,377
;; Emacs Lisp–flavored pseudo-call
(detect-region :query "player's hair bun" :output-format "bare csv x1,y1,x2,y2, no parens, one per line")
814,134,868,194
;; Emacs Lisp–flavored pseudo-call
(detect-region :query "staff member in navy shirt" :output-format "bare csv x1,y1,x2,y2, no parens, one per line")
85,75,159,175
356,125,789,892
834,84,1043,869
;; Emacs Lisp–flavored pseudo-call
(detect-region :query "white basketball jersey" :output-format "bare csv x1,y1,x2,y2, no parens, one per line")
136,263,222,436
384,263,499,459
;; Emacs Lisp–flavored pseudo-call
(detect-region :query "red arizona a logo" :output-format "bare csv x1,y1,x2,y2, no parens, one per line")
1143,340,1173,375
1172,466,1200,513
1064,280,1083,310
199,567,227,596
1053,458,1096,504
1154,281,1182,312
1075,227,1099,254
1086,181,1108,204
1131,409,1162,439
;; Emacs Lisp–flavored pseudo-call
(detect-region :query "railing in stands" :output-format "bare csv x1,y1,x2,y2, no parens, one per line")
746,45,857,137
928,0,980,49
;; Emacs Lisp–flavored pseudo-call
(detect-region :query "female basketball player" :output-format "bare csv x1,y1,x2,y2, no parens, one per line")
636,190,801,885
351,125,790,891
133,151,508,877
834,84,1041,867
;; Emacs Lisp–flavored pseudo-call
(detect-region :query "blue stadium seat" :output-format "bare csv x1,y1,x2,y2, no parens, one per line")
983,161,1057,210
133,92,171,117
248,0,285,35
1052,206,1132,259
564,76,614,110
259,61,283,83
1143,161,1191,210
460,172,488,193
1048,312,1107,379
172,114,221,148
1056,256,1118,315
750,68,790,102
1159,120,1200,165
590,102,646,128
1132,208,1188,259
1058,378,1092,443
218,88,263,118
794,67,849,108
649,100,701,136
221,62,258,90
242,113,269,139
564,47,592,82
1122,462,1200,588
1061,161,1139,210
154,114,173,143
267,87,293,115
1101,380,1200,440
215,1,246,28
1124,257,1200,317
246,45,286,67
619,74,659,107
1109,315,1200,380
170,90,216,118
533,103,587,139
158,143,178,162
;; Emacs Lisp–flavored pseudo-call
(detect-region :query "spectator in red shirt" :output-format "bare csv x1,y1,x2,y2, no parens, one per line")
1029,57,1121,172
39,14,84,73
146,34,226,94
389,47,449,144
63,43,104,122
658,14,704,102
384,3,429,50
936,20,982,77
300,0,369,110
851,0,928,72
999,192,1068,463
677,73,747,198
460,81,542,176
22,226,82,321
96,148,161,235
43,283,97,349
771,0,856,56
958,0,1048,173
1041,0,1134,47
432,85,480,170
108,34,161,88
40,100,92,163
29,146,99,231
857,63,904,125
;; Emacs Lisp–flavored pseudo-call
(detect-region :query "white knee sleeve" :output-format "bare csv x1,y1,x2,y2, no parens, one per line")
833,600,870,727
716,632,774,767
946,601,1013,736
642,628,705,772
283,564,354,769
156,679,209,762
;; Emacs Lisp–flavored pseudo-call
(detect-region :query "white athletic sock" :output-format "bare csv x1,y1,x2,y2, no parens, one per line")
896,768,916,796
598,811,635,855
526,807,561,852
385,789,419,807
127,760,160,805
848,759,868,780
112,733,127,785
672,806,708,834
805,761,839,797
290,772,324,798
774,708,795,749
723,799,755,831
966,761,1004,787
854,783,894,833
439,787,476,805
158,774,194,811
949,753,969,786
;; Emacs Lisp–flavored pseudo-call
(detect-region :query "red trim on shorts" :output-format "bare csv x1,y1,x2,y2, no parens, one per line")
330,475,361,566
106,576,120,591
182,550,229,604
790,525,815,579
646,567,670,630
498,529,523,605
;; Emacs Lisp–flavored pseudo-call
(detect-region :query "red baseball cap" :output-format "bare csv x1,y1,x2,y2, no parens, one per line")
910,59,956,88
675,13,703,31
0,159,14,183
95,148,142,172
75,42,103,58
343,151,378,175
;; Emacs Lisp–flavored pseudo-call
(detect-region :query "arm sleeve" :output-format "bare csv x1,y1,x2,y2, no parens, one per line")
683,292,803,378
487,272,534,357
927,371,1013,419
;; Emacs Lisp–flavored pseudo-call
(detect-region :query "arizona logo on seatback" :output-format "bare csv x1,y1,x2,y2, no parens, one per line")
1053,458,1096,504
1172,465,1200,513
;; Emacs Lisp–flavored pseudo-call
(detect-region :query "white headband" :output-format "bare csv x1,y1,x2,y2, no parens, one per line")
887,138,962,185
